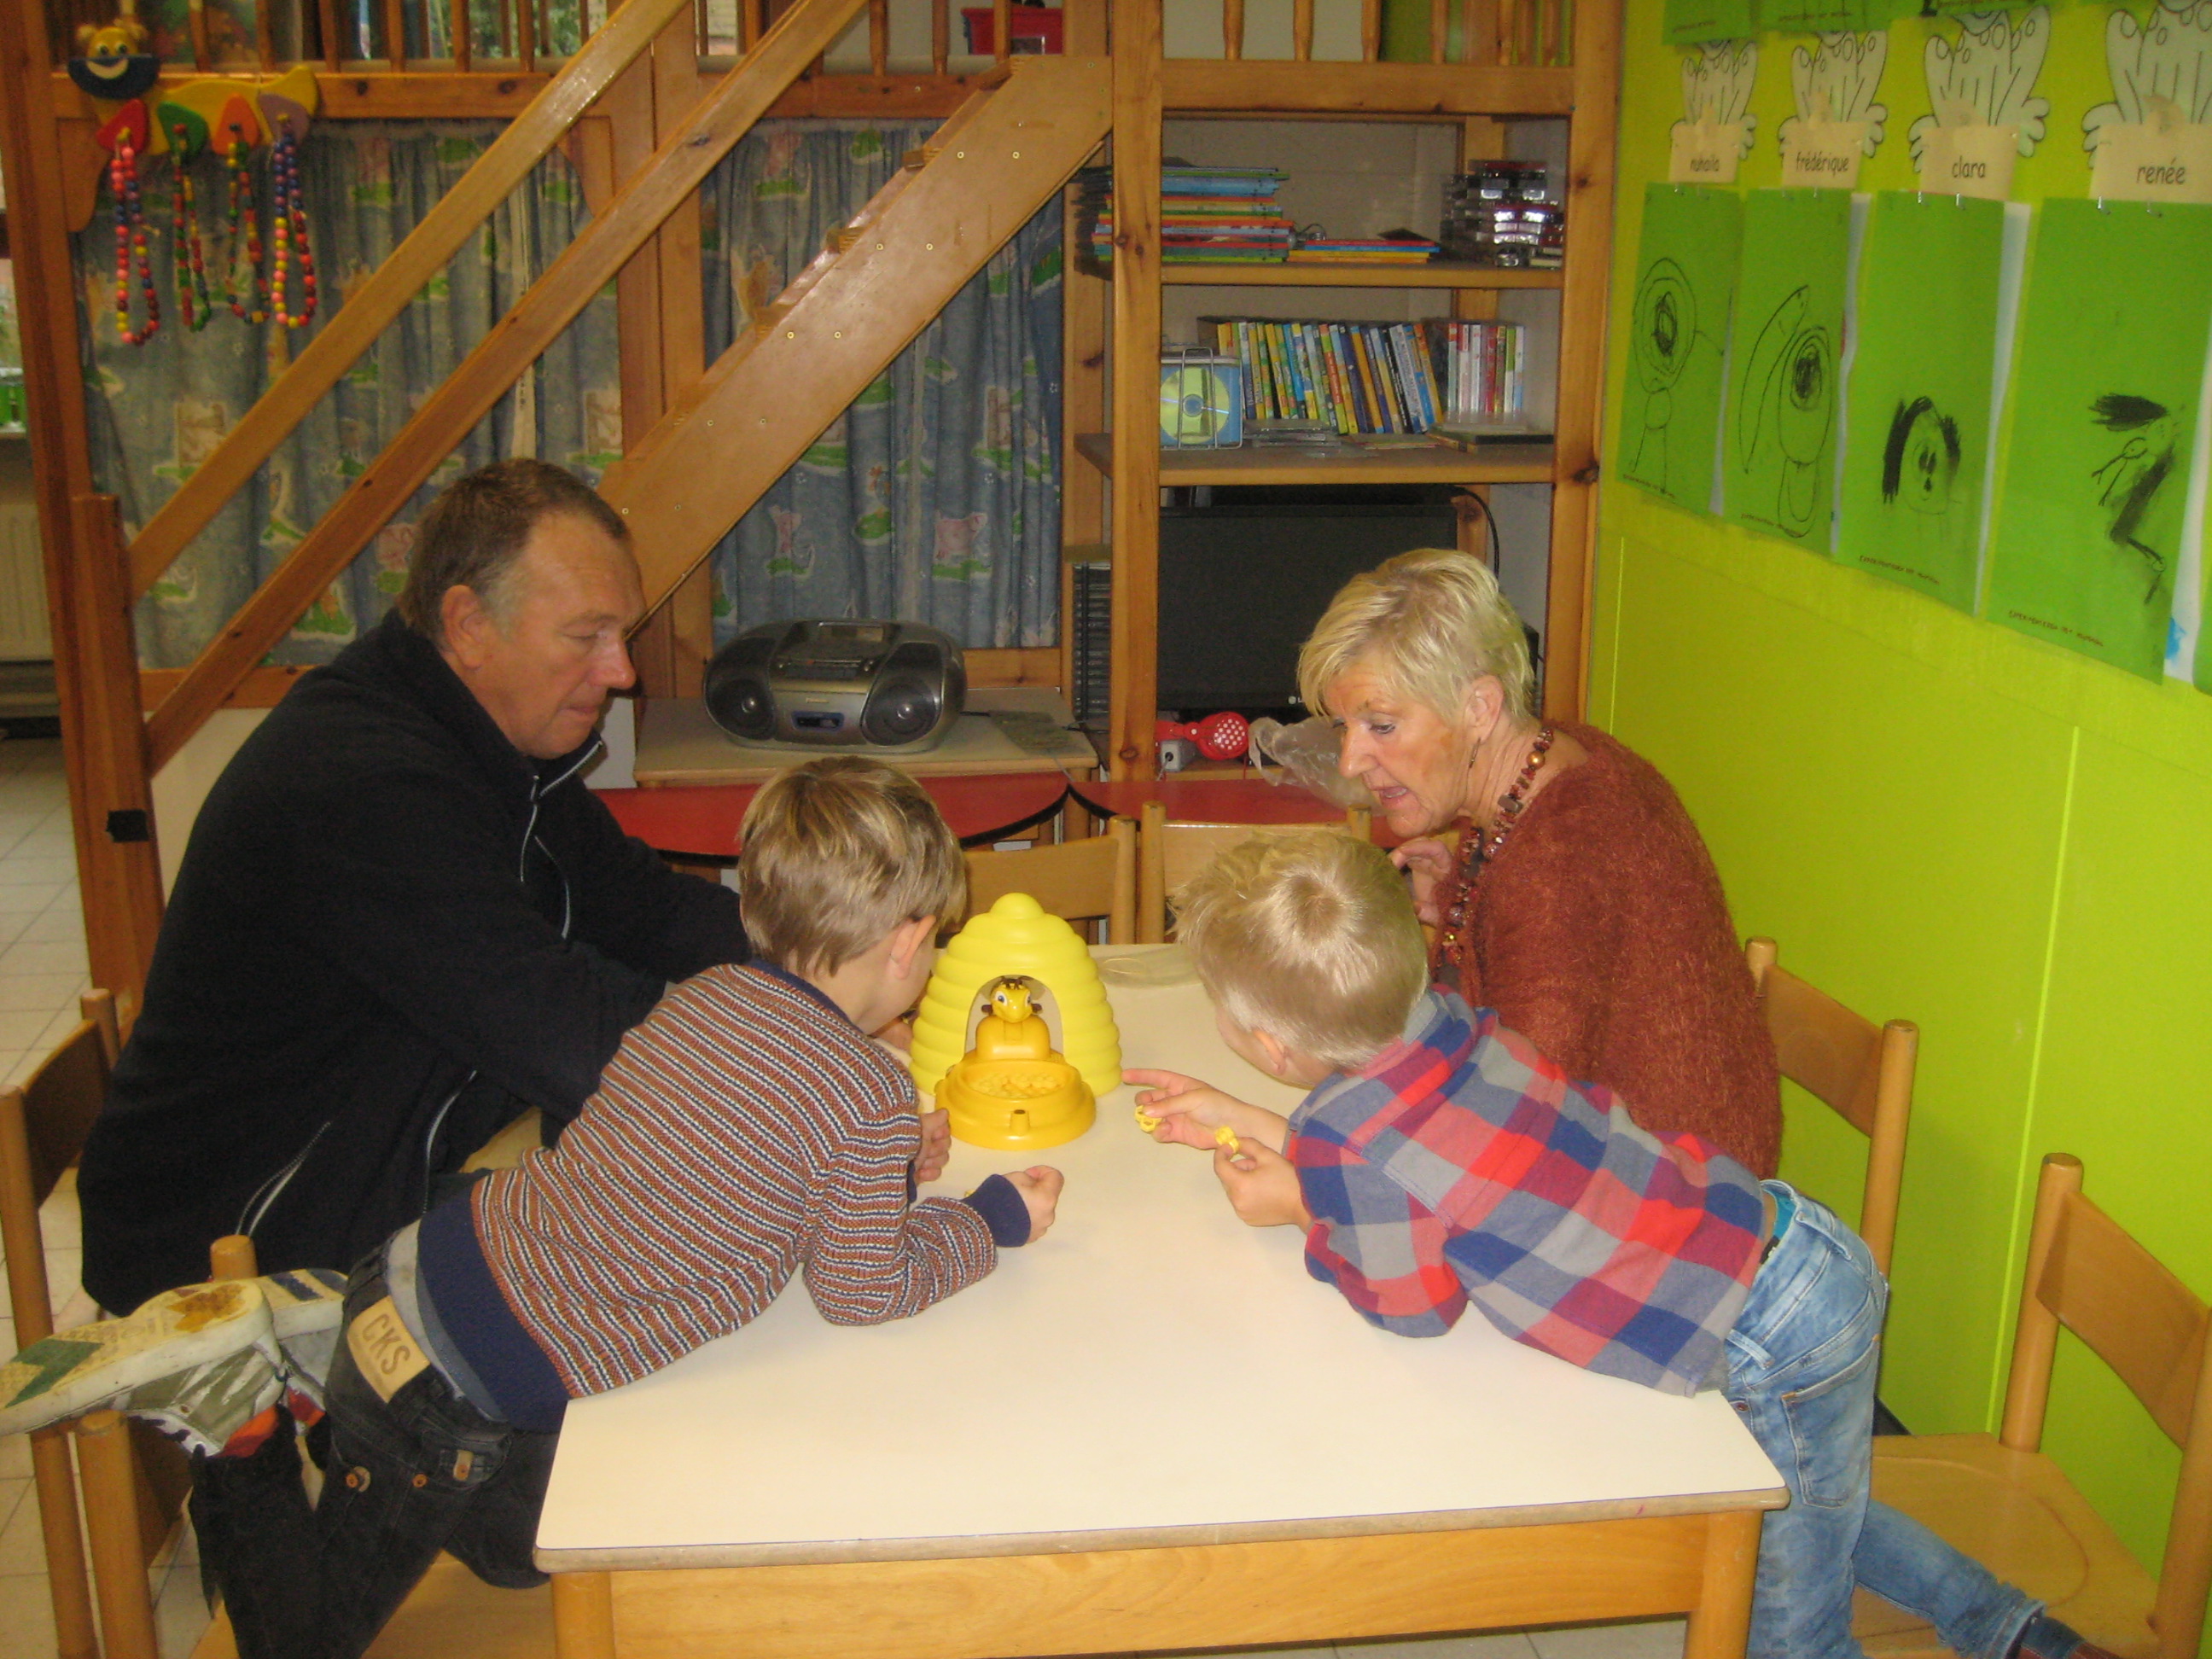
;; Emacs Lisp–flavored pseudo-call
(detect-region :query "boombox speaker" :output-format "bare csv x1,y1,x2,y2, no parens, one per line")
704,620,967,754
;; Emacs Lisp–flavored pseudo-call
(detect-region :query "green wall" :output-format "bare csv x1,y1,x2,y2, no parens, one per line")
1597,0,2212,1624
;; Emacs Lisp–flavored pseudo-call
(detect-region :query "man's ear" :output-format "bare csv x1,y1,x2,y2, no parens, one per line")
440,583,494,667
888,914,937,978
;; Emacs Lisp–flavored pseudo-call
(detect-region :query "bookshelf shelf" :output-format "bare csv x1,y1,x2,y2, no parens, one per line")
1157,262,1563,289
1075,432,1556,486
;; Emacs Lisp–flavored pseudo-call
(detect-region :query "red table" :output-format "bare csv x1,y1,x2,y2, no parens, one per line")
599,772,1073,859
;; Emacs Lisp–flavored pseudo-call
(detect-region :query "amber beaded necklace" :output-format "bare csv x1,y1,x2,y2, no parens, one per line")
1436,723,1554,971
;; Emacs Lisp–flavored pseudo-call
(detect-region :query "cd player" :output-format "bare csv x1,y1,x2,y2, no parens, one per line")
703,620,966,753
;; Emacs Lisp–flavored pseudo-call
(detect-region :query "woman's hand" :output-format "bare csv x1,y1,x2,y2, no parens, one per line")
1391,837,1456,927
1215,1138,1311,1229
1124,1068,1289,1154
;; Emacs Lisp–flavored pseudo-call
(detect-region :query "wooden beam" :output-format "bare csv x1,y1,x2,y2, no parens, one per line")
1109,0,1162,783
1542,0,1617,723
142,0,876,772
139,666,313,709
0,0,165,1014
966,648,1061,688
1160,61,1573,114
123,0,696,600
600,56,1112,613
652,5,716,698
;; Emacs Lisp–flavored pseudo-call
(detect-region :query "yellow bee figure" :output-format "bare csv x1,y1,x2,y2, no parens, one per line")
936,976,1095,1151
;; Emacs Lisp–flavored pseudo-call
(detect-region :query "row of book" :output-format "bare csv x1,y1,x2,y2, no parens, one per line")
1203,317,1528,434
1081,165,1296,265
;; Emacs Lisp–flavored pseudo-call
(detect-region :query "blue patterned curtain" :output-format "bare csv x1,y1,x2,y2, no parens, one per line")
78,121,620,669
699,119,1062,649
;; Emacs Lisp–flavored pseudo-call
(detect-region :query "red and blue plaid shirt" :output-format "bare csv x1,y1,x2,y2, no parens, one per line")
1290,988,1766,1395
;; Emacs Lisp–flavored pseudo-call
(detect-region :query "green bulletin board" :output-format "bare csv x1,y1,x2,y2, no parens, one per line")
1986,200,2212,680
1722,189,1852,550
1836,193,2005,612
1621,185,1743,513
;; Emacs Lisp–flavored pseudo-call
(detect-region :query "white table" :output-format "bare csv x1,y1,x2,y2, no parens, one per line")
536,948,1784,1659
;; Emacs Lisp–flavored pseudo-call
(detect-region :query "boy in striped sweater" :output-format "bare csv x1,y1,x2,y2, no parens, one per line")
1130,830,2110,1659
4,758,1060,1659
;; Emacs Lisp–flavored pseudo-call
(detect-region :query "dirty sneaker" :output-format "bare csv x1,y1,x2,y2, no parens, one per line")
0,1278,275,1438
123,1344,286,1456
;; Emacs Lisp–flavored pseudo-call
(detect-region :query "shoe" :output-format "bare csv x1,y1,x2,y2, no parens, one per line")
123,1345,284,1457
259,1267,346,1341
0,1278,274,1439
2012,1614,2121,1659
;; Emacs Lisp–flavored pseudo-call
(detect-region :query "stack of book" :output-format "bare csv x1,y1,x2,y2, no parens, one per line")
1285,236,1440,265
1081,166,1295,267
1202,317,1528,436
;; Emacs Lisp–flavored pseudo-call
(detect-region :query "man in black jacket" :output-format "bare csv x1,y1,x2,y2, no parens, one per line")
80,459,751,1316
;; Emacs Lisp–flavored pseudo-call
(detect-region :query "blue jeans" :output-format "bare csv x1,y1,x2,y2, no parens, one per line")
1725,1184,2040,1659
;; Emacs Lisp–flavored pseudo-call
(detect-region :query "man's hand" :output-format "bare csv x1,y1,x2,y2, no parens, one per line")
1006,1166,1064,1241
1125,1068,1289,1154
914,1106,952,1185
1215,1138,1311,1229
1390,837,1456,928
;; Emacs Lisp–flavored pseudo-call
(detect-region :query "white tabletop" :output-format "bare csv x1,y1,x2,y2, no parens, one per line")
535,949,1783,1572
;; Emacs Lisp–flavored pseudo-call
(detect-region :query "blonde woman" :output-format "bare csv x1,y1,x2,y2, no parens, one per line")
1298,548,1780,1176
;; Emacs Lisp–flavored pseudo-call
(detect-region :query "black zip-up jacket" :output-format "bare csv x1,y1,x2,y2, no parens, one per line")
80,611,749,1313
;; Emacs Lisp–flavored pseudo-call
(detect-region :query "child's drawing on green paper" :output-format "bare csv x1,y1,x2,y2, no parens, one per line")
2088,394,2180,602
1621,186,1741,513
1733,288,1835,538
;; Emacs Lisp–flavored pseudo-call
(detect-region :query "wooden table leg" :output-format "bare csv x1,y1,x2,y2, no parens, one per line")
552,1571,617,1659
1682,1509,1763,1659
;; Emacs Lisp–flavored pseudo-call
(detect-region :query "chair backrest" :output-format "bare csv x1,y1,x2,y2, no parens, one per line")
1743,938,1916,1278
1138,802,1371,945
2001,1154,2212,1659
0,989,120,1345
964,816,1137,944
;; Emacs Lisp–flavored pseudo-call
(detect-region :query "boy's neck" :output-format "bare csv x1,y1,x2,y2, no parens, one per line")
758,958,858,1026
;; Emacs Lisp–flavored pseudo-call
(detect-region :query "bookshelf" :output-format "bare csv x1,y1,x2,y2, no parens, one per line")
1159,262,1563,289
1073,432,1557,487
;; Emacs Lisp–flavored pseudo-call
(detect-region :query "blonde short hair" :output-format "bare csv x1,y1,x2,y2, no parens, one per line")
1297,547,1534,724
1173,831,1428,1072
738,758,966,975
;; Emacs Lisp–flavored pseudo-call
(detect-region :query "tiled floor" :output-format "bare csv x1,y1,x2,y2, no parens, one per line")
0,736,1691,1659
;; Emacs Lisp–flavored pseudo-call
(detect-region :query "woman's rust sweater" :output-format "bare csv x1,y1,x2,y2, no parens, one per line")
1435,721,1782,1178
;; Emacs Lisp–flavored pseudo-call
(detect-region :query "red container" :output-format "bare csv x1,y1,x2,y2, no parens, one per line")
960,6,1063,54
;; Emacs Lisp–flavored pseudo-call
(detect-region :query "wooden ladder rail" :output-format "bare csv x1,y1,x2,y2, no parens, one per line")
606,53,1113,609
140,0,876,773
125,0,696,602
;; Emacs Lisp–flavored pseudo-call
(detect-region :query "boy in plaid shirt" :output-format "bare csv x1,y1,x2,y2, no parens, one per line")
1129,830,2112,1659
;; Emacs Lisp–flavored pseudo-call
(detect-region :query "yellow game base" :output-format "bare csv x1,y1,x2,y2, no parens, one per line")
937,1060,1097,1150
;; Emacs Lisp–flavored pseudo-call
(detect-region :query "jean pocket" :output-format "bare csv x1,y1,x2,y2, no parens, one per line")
1779,1327,1881,1509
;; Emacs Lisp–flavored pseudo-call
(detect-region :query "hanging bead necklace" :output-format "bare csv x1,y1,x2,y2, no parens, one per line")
269,131,317,329
169,123,212,331
1435,723,1555,973
110,133,160,346
222,121,268,324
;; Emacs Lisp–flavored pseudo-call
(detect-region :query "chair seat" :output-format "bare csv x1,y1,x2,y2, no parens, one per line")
1853,1433,2158,1658
189,1554,555,1659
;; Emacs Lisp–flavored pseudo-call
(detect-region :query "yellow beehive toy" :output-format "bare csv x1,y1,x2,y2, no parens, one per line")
911,894,1121,1150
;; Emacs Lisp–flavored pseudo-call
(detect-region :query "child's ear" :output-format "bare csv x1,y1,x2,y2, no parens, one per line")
1252,1027,1295,1077
887,914,936,976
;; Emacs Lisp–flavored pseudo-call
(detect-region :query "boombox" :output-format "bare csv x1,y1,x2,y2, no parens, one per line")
703,620,967,753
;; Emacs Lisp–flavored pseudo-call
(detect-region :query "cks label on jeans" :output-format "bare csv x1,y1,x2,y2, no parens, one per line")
346,1297,429,1402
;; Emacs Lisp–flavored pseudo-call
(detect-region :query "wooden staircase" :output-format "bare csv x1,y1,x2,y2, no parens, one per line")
603,55,1111,608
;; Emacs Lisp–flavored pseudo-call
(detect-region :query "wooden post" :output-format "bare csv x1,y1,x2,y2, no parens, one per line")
1108,0,1162,782
930,0,947,72
1680,1510,1761,1659
551,1572,619,1659
1291,0,1313,60
1541,0,1616,722
1223,0,1243,59
320,0,343,64
1059,0,1109,707
0,0,166,1014
993,0,1010,63
79,1412,160,1659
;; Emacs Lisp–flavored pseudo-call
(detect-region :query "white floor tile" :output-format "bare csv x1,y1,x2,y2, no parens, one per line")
0,939,90,979
1527,1620,1688,1659
0,1476,44,1575
0,974,90,1013
0,886,63,917
1341,1634,1542,1657
18,909,84,943
0,1573,60,1659
0,1010,54,1049
0,859,76,888
0,1437,26,1481
156,1553,216,1659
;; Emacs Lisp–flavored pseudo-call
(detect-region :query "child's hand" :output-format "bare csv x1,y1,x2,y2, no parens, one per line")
1006,1166,1064,1241
914,1107,952,1185
1215,1138,1311,1230
1125,1068,1288,1153
1390,837,1455,927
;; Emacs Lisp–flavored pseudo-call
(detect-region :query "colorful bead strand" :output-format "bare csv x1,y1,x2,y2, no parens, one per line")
170,125,212,332
222,125,268,324
110,134,160,346
270,132,317,330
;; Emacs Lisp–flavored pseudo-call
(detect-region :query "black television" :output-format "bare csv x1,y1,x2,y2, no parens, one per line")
1155,487,1459,717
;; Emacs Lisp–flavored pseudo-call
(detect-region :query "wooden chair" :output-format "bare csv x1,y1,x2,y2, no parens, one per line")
964,816,1137,944
1743,937,1916,1278
1138,801,1371,945
0,990,135,1659
1856,1154,2212,1658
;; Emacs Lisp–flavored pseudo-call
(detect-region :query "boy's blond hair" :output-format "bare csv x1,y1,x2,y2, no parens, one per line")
1297,546,1534,724
738,757,966,975
1173,830,1428,1071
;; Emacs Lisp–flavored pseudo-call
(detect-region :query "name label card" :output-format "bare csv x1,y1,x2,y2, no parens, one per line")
2092,119,2212,205
1916,125,2018,201
1779,121,1867,189
1669,121,1741,183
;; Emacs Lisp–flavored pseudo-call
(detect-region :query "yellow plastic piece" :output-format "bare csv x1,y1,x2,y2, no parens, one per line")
1134,1105,1161,1134
1215,1125,1242,1158
913,895,1121,1150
